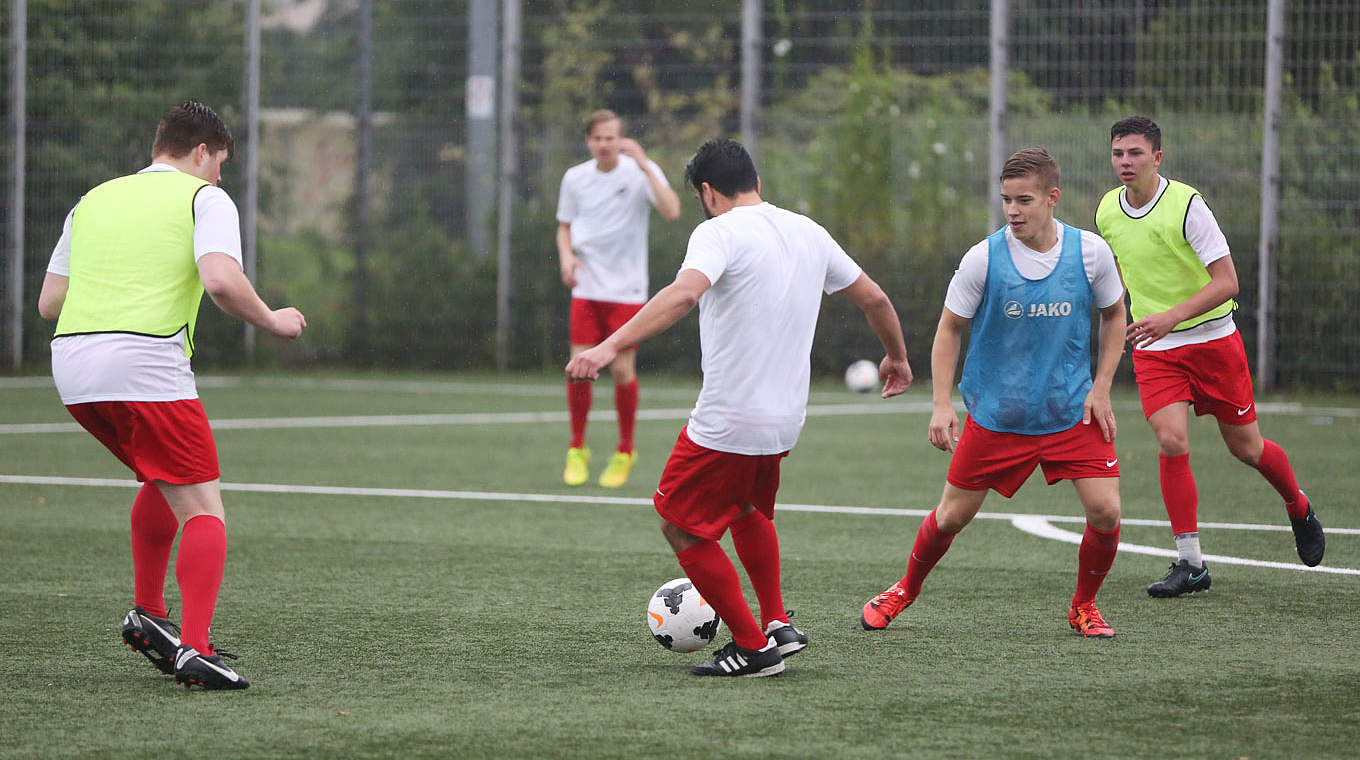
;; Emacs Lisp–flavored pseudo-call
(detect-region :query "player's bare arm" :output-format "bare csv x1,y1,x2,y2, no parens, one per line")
1085,299,1127,442
1127,255,1238,349
929,308,969,452
619,138,681,221
556,222,579,287
838,272,912,398
198,252,307,339
566,269,712,382
37,273,69,320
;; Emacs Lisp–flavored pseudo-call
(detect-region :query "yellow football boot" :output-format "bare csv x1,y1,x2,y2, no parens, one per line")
563,446,590,486
598,450,637,488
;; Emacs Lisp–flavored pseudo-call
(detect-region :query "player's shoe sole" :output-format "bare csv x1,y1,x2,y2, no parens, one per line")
121,607,181,675
1146,560,1211,598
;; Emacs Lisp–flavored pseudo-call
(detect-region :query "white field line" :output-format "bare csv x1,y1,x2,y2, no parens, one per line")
6,373,1358,413
0,401,937,435
1010,516,1360,576
2,474,1355,576
3,397,1356,436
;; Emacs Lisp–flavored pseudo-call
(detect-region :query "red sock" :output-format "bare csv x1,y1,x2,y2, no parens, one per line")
676,540,766,651
729,510,785,629
614,379,638,454
567,381,592,449
1256,439,1307,518
130,484,178,618
898,509,957,600
1073,522,1120,605
1160,453,1198,535
175,515,226,655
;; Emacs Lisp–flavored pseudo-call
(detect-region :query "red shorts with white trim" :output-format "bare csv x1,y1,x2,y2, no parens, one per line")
947,415,1119,498
653,427,789,541
569,298,644,348
65,399,220,484
1132,330,1257,425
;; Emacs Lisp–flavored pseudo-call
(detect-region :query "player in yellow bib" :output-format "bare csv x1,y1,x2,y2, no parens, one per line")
38,101,307,689
1096,116,1324,597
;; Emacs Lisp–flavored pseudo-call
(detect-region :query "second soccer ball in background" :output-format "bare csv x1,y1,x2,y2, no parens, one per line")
844,359,879,393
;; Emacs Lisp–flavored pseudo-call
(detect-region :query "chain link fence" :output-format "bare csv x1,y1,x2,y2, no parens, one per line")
3,1,1357,387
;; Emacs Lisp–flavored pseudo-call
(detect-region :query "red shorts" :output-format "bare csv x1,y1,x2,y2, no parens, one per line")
65,399,220,484
947,415,1119,498
1132,331,1257,424
569,298,644,348
653,427,789,541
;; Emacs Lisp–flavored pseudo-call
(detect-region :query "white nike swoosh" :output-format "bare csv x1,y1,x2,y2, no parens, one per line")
655,489,666,497
1105,459,1118,467
1237,406,1252,415
200,659,241,681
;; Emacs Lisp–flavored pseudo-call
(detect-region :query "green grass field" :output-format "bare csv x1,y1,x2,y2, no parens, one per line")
2,371,1357,759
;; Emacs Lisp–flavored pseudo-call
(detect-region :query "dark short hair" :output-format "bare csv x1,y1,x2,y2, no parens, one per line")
151,100,233,159
683,139,758,197
585,109,622,137
1111,115,1161,152
1000,147,1060,190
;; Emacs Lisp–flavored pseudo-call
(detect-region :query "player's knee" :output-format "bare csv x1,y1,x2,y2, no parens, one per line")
1228,440,1262,465
1086,503,1121,531
1155,435,1189,456
933,509,972,534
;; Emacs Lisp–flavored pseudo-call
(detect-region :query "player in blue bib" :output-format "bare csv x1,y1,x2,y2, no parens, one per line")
861,148,1129,638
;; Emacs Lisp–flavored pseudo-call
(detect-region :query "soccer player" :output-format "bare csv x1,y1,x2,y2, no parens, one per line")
37,101,307,689
567,139,912,677
1097,116,1324,596
861,148,1127,638
556,109,682,488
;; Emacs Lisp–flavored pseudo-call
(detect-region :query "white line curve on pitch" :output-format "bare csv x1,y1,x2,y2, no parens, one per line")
1009,515,1359,575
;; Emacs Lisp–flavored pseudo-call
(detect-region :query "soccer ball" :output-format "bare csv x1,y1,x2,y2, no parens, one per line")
844,359,879,393
646,577,722,653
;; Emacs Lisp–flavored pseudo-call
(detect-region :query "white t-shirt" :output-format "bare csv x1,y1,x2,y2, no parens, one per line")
47,164,243,404
1117,175,1236,350
944,220,1125,318
556,155,667,304
680,202,864,455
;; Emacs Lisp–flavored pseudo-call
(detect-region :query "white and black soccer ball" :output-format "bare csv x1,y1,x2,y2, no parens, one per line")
646,577,722,653
844,359,879,393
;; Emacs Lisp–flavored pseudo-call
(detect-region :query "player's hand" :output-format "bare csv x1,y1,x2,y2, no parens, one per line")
566,345,616,383
878,356,913,398
928,406,959,452
560,254,580,288
1083,388,1117,443
1126,311,1177,349
618,138,646,164
267,307,306,339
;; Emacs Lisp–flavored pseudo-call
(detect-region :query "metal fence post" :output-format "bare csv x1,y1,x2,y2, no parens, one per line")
1257,0,1284,389
988,0,1008,232
467,0,498,259
496,0,521,371
353,0,373,363
741,0,761,160
7,0,26,372
243,0,260,361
